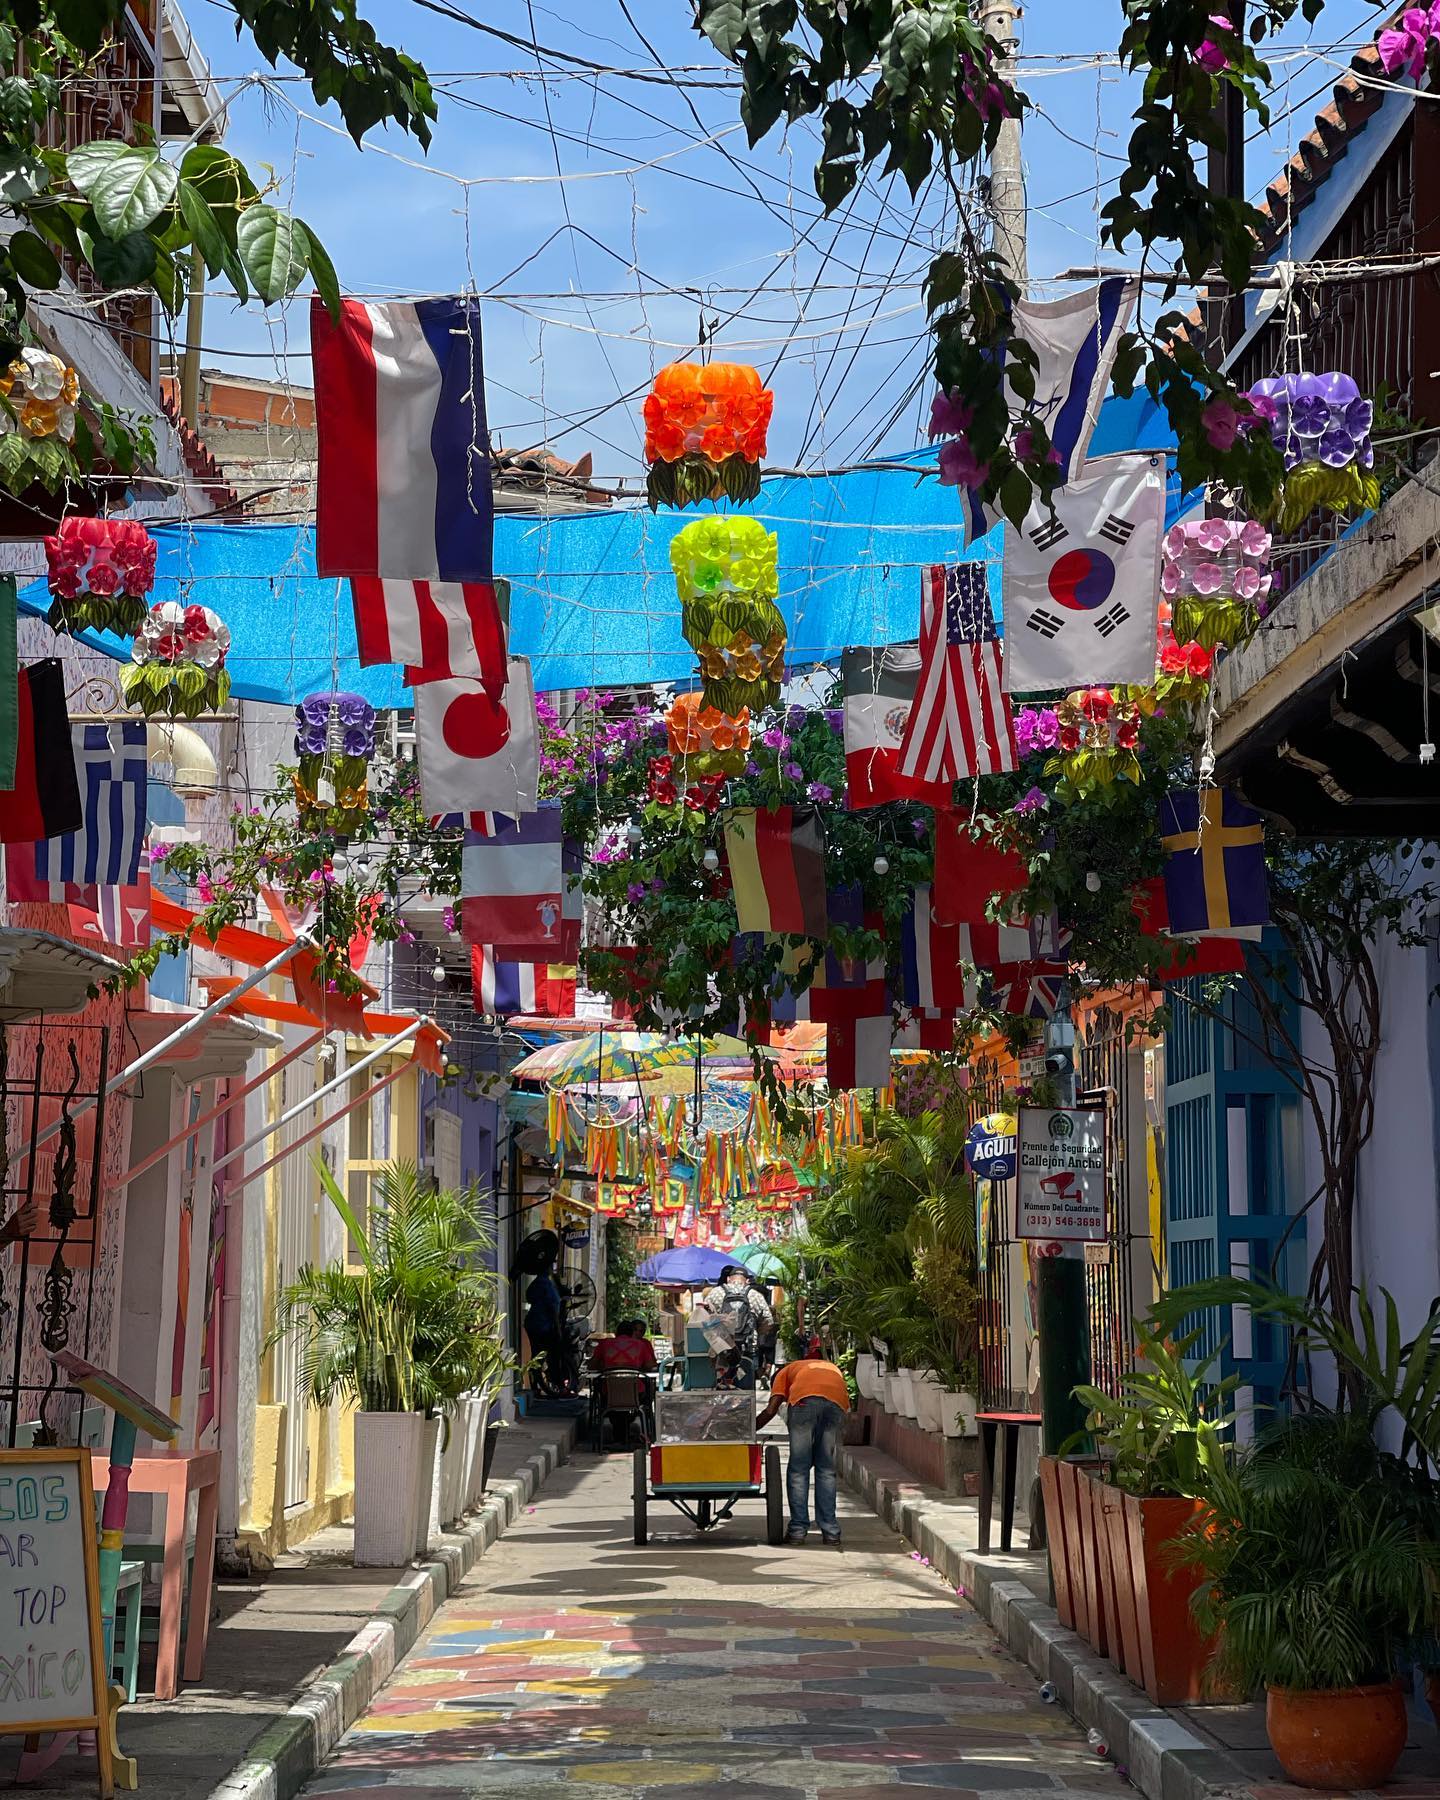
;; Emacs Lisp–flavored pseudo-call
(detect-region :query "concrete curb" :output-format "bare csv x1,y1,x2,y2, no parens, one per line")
840,1445,1249,1800
207,1417,577,1800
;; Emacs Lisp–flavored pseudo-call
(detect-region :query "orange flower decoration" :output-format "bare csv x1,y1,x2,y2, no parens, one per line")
664,691,751,775
643,360,774,466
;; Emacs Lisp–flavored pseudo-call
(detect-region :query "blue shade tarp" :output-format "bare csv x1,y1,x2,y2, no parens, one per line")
15,397,1187,705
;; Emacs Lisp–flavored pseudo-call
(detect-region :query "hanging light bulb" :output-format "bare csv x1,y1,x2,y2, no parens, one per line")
702,847,720,871
626,820,643,848
431,960,448,984
1085,870,1102,893
873,854,890,876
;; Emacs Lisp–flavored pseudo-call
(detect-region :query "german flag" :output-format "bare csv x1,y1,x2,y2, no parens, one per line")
724,806,828,937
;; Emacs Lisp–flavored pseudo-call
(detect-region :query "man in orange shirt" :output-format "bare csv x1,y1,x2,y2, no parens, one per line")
757,1335,850,1547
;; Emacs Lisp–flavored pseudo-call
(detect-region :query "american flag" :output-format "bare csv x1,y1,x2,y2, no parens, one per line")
37,723,148,886
897,564,1015,787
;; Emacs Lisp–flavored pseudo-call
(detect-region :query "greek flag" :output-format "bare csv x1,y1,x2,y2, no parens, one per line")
36,723,147,885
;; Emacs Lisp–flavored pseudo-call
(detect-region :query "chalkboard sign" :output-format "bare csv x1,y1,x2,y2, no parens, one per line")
0,1449,112,1794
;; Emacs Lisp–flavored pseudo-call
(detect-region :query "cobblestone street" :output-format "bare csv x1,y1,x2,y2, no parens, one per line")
300,1448,1109,1799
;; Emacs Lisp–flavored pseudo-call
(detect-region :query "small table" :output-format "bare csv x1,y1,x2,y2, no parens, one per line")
975,1411,1043,1554
89,1448,220,1699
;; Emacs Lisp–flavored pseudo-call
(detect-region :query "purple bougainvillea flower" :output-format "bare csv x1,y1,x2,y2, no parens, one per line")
937,434,990,489
1201,398,1240,451
1013,786,1050,816
783,761,803,780
627,882,646,903
928,390,974,439
808,782,833,803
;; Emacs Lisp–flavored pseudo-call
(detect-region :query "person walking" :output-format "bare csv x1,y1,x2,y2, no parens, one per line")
756,1334,850,1546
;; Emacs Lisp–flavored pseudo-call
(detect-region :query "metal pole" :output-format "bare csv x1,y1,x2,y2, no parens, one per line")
14,932,313,1164
979,0,1027,290
1037,985,1092,1457
225,1062,410,1195
212,1019,424,1173
115,1027,326,1191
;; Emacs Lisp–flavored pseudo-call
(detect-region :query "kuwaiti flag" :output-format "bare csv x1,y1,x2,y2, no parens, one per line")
460,807,567,957
962,278,1139,541
311,295,493,583
415,656,538,822
724,806,828,937
842,644,950,808
899,886,978,1012
1002,454,1165,692
351,575,508,691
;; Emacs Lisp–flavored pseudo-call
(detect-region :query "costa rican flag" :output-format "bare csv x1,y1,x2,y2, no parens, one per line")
351,575,508,691
311,295,493,583
898,563,1014,786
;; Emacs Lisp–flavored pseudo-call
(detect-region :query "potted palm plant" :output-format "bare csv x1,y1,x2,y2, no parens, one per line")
272,1160,508,1567
1177,1410,1435,1789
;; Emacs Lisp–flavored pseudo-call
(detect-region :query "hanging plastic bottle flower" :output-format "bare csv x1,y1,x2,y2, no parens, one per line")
671,516,786,715
123,601,231,719
44,516,158,637
1160,517,1271,651
1245,373,1379,531
293,691,377,834
665,690,752,779
643,360,774,508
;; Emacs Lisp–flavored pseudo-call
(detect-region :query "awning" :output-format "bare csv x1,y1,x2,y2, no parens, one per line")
196,976,449,1075
123,998,281,1078
0,928,124,1019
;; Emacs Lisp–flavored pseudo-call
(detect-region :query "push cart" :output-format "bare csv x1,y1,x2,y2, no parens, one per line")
633,1387,785,1546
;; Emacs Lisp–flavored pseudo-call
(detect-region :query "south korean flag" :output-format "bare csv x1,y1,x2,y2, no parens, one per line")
1002,454,1164,692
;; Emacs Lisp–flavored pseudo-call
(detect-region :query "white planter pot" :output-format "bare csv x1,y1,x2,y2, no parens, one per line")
462,1391,490,1512
882,1372,903,1413
855,1354,878,1400
415,1414,442,1557
353,1411,425,1567
913,1373,944,1433
439,1404,470,1526
940,1388,977,1438
899,1368,922,1418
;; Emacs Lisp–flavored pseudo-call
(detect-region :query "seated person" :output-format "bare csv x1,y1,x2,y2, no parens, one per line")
593,1318,659,1375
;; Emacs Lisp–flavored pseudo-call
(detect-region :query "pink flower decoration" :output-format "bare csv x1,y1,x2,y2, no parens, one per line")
1191,561,1224,596
1232,565,1261,600
1160,562,1181,597
929,391,974,439
1238,519,1271,558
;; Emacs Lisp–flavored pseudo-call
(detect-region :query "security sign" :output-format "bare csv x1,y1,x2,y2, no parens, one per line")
965,1112,1017,1182
1016,1105,1107,1241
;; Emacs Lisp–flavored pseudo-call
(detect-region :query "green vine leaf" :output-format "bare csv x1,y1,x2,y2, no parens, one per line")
235,204,310,304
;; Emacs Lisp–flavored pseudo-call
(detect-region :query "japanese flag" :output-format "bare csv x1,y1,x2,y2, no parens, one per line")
1002,454,1164,692
414,654,538,819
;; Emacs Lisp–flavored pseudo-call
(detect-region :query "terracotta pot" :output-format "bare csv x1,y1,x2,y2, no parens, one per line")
1122,1492,1215,1705
1074,1469,1108,1657
1265,1682,1407,1790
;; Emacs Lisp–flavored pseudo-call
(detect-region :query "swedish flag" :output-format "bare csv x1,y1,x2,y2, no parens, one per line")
1159,788,1269,935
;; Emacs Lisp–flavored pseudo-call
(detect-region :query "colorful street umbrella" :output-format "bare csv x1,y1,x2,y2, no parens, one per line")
510,1031,696,1086
635,1244,735,1287
734,1243,785,1278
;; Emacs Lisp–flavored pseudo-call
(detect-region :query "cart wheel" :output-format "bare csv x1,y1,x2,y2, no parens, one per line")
696,1497,712,1532
765,1444,785,1546
633,1444,648,1546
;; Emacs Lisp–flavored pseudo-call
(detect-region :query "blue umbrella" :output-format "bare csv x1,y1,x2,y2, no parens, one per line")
634,1245,735,1288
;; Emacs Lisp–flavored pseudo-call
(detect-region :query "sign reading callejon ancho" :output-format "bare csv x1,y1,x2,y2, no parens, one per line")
1016,1106,1107,1241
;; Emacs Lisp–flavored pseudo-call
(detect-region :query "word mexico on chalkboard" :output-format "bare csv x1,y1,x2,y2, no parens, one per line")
0,1448,113,1797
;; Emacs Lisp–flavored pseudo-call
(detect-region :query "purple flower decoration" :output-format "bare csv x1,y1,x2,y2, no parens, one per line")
824,708,844,734
929,390,974,439
808,781,833,803
937,434,990,489
761,727,790,751
1245,372,1372,474
295,691,376,762
1013,786,1050,816
783,761,803,781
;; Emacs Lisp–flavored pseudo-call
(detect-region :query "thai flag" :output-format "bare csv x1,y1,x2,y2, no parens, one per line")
311,296,493,583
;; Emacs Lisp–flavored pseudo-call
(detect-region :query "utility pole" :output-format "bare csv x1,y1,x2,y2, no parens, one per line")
979,0,1028,289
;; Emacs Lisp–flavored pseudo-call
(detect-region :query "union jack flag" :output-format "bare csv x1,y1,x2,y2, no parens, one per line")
897,563,1015,788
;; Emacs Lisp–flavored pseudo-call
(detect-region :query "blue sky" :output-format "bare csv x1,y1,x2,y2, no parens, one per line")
192,0,1386,486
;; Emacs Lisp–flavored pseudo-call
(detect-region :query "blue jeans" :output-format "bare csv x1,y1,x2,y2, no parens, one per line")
786,1396,844,1536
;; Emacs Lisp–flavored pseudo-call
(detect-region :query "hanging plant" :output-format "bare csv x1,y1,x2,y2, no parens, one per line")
671,515,786,713
1247,374,1379,532
1162,517,1270,651
293,691,377,835
44,516,157,637
121,600,231,719
643,360,773,509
